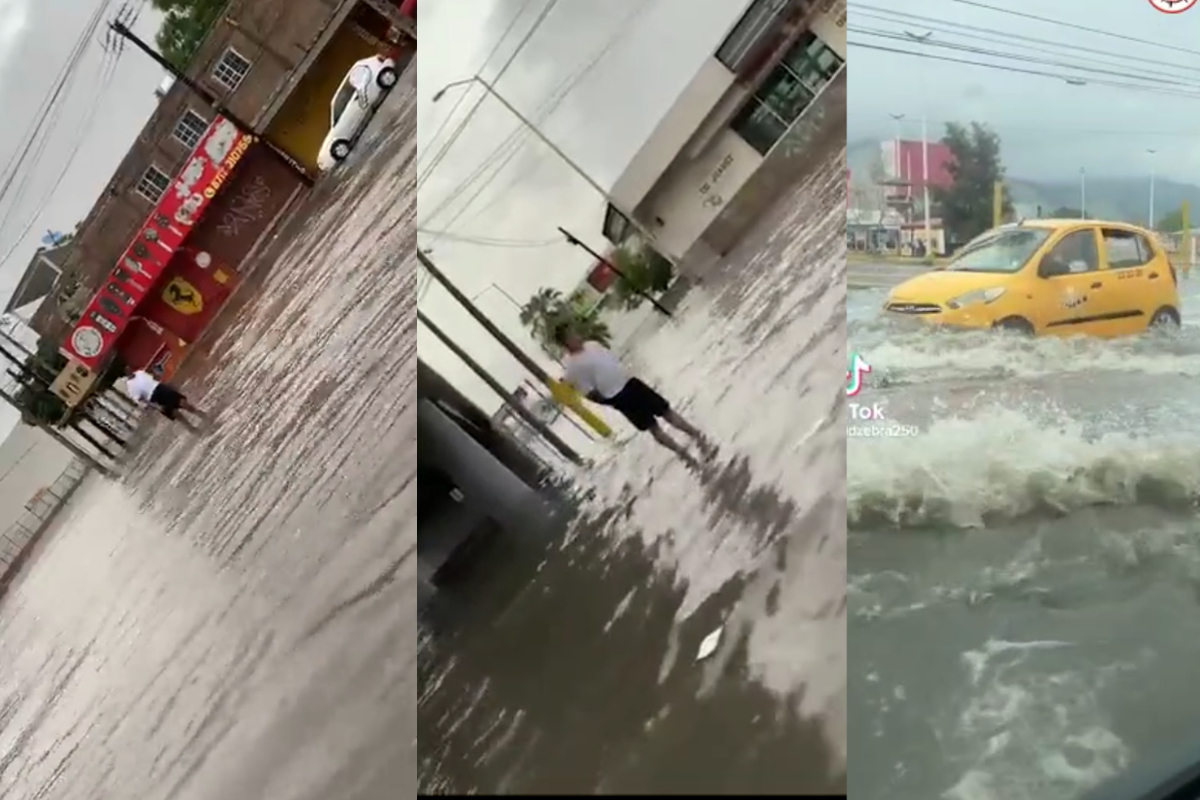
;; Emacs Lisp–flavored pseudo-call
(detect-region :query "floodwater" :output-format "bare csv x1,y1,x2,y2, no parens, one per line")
417,140,848,790
0,70,417,799
848,272,1200,799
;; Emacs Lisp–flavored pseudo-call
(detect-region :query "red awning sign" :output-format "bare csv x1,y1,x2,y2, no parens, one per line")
64,117,254,370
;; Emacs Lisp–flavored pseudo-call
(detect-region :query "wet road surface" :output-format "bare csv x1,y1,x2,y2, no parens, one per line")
0,69,417,799
849,271,1200,799
418,134,848,791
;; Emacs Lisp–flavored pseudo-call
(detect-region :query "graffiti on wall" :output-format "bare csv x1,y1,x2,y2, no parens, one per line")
216,174,273,238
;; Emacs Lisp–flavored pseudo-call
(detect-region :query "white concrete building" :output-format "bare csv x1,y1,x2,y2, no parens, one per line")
603,0,846,264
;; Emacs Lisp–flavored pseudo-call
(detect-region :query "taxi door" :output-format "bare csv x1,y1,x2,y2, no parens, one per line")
1097,227,1165,336
1034,227,1124,336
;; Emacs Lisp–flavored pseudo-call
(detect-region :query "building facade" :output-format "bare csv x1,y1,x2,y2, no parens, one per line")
31,0,415,344
602,0,846,264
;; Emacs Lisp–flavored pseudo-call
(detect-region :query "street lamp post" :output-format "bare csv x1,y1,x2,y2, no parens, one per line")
1079,168,1087,219
431,75,657,249
1147,148,1158,229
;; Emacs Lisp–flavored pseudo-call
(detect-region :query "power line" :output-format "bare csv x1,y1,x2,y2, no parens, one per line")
851,5,1200,79
424,0,653,239
856,114,1200,139
416,0,540,174
416,228,563,248
943,0,1200,59
850,26,1200,92
417,0,564,197
848,39,1200,101
0,0,127,270
450,0,655,231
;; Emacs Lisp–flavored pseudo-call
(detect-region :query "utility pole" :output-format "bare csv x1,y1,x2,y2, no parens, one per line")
418,311,581,465
417,250,612,439
108,19,314,186
558,227,673,317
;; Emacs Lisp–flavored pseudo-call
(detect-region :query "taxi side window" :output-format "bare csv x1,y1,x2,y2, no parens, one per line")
1102,229,1153,269
1046,230,1099,274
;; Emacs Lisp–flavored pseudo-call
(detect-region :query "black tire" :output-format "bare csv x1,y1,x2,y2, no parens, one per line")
331,139,352,161
994,316,1035,335
376,67,398,89
1149,306,1181,329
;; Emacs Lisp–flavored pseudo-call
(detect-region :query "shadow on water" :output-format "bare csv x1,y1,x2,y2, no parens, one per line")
418,455,846,795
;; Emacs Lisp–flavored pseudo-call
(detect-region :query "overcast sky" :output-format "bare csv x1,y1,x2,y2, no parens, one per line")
416,0,751,413
0,0,167,439
847,0,1200,181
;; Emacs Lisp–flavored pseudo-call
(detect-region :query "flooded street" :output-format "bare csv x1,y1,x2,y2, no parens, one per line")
418,135,848,791
848,277,1200,800
0,71,417,800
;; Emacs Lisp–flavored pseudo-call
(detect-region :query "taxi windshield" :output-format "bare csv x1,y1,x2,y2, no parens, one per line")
947,228,1052,273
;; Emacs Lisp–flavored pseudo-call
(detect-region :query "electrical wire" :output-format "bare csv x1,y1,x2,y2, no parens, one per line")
847,40,1200,101
850,26,1200,92
0,0,129,273
417,0,564,196
943,0,1200,59
423,0,653,241
416,0,539,174
449,0,654,232
851,5,1200,80
416,228,563,248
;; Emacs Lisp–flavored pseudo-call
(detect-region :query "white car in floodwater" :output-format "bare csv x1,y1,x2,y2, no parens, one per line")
316,55,399,171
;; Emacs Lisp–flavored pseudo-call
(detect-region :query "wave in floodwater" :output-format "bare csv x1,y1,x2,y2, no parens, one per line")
850,317,1200,388
849,407,1200,530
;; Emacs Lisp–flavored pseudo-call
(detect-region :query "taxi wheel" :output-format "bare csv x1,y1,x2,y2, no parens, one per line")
994,316,1034,335
331,140,352,161
1149,306,1180,329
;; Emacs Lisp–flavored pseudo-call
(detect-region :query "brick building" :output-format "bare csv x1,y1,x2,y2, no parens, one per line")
31,0,415,344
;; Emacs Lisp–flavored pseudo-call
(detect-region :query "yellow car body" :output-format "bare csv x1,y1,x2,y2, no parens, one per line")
884,219,1182,338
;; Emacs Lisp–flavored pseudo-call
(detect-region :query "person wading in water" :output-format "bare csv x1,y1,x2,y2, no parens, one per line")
554,323,716,468
124,367,210,432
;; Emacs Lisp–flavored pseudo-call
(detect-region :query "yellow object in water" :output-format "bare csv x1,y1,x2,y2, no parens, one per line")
548,379,613,438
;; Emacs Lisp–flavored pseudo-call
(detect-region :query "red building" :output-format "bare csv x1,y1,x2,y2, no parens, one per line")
55,117,302,400
883,139,955,202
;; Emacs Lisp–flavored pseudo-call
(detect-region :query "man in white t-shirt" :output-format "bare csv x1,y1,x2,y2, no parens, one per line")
124,367,209,432
554,324,715,467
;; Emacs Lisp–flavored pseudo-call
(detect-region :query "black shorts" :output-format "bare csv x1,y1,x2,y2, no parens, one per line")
602,377,671,431
150,383,185,418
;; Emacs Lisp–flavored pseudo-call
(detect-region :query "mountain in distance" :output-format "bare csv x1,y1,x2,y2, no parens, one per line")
847,138,1200,228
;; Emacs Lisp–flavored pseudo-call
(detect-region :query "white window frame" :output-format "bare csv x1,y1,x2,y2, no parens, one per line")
212,48,252,92
135,165,171,204
171,108,209,149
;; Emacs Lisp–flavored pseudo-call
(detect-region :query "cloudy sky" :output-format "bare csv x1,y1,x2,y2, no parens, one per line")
847,0,1200,181
0,0,168,439
416,0,751,413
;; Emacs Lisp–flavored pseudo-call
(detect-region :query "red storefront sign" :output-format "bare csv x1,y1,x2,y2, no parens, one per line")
64,117,255,369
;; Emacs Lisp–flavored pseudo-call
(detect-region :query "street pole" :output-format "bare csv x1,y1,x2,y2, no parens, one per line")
920,115,933,255
417,310,582,465
431,76,661,255
108,20,313,186
558,227,672,317
418,250,611,440
1147,148,1158,229
1079,168,1087,219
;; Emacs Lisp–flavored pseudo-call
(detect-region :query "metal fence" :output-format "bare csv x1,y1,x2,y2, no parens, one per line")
0,457,91,580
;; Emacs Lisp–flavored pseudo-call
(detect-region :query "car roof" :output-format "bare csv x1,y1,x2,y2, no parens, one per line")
1017,218,1152,233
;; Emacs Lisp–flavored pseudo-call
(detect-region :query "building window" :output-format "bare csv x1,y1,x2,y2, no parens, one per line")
716,0,792,73
730,31,844,155
783,31,844,97
212,48,251,91
135,166,171,203
602,204,634,245
171,109,208,149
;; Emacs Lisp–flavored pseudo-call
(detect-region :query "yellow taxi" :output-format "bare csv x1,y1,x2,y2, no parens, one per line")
883,219,1182,338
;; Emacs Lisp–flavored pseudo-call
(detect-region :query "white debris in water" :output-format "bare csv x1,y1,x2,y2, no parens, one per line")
696,626,723,661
